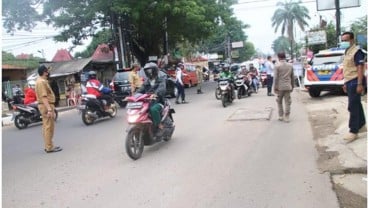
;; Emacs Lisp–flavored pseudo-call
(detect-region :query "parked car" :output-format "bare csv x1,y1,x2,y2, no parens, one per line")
110,69,132,107
166,63,199,87
303,48,345,97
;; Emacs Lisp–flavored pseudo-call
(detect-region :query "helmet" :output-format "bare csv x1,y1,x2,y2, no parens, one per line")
222,63,230,71
143,62,158,79
28,80,36,88
88,71,97,79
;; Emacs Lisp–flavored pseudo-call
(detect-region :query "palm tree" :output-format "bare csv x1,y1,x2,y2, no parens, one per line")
271,0,310,59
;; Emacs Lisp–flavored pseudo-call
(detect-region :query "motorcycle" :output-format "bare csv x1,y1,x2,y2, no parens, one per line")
249,72,259,93
218,78,234,107
234,74,251,99
125,93,175,160
260,71,267,88
11,102,58,129
78,92,118,125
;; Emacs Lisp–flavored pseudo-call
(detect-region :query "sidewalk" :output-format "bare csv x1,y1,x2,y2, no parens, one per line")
303,93,367,208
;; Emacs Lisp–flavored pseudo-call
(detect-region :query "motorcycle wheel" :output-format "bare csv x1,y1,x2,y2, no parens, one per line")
81,110,95,125
108,104,118,118
14,115,29,129
215,88,221,100
163,117,174,142
125,127,144,160
238,88,242,99
221,94,227,108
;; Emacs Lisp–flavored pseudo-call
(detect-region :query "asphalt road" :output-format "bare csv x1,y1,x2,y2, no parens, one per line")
2,81,339,208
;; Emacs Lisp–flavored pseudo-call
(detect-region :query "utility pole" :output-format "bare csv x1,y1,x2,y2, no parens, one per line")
163,16,169,65
335,0,341,43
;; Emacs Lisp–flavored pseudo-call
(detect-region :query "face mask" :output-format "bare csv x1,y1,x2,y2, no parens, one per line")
340,41,350,49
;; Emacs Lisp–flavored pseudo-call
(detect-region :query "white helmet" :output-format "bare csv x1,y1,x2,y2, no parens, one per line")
28,80,36,88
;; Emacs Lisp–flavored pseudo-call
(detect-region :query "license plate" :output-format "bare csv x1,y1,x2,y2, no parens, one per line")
318,70,331,75
78,105,86,110
219,81,228,85
126,102,143,109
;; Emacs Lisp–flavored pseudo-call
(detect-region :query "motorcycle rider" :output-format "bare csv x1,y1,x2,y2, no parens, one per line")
249,63,259,91
24,80,37,105
136,62,166,132
24,80,40,115
219,63,235,99
86,71,114,111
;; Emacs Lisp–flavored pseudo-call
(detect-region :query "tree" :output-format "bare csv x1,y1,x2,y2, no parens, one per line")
74,29,112,59
3,0,239,66
2,51,42,69
349,15,367,49
272,36,290,54
271,0,310,59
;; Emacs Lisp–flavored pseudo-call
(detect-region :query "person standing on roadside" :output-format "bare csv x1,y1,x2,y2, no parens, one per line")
175,63,187,104
273,52,294,122
265,55,275,96
340,31,366,142
129,63,143,95
35,65,62,153
195,65,203,94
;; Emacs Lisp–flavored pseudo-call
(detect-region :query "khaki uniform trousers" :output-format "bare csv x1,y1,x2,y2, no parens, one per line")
38,104,55,151
276,90,292,117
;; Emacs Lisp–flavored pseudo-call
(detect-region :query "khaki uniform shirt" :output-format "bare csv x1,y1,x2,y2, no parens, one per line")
342,44,360,83
196,67,203,82
35,77,55,104
129,71,142,88
274,60,294,91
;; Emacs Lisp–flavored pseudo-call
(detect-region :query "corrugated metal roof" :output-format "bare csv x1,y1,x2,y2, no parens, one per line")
28,58,92,79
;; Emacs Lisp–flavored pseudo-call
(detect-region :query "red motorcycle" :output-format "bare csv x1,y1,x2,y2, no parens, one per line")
125,93,175,160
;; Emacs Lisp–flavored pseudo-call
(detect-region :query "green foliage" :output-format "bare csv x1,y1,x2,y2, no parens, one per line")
74,29,112,58
349,15,367,49
272,36,291,54
2,0,242,65
271,0,310,58
2,51,42,69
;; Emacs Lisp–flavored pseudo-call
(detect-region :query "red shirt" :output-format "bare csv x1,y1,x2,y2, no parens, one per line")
86,79,102,97
24,87,37,105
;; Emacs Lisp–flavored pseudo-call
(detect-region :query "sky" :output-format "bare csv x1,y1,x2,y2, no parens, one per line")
232,0,367,55
1,0,367,61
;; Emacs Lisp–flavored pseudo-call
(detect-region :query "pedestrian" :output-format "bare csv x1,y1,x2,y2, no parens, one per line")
273,52,294,122
175,63,187,104
129,63,143,94
265,55,275,96
340,31,366,142
195,65,203,94
35,65,62,153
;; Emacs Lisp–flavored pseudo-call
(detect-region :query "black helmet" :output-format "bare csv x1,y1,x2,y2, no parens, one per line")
88,71,97,79
222,63,230,71
143,62,158,79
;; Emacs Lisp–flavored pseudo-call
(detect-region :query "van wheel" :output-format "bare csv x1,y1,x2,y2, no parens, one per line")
309,88,321,97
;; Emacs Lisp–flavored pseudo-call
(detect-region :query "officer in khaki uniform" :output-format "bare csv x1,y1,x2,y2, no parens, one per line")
340,32,366,142
129,63,142,94
35,65,62,153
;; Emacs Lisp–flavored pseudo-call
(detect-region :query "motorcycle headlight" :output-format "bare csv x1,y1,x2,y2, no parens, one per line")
127,114,140,123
